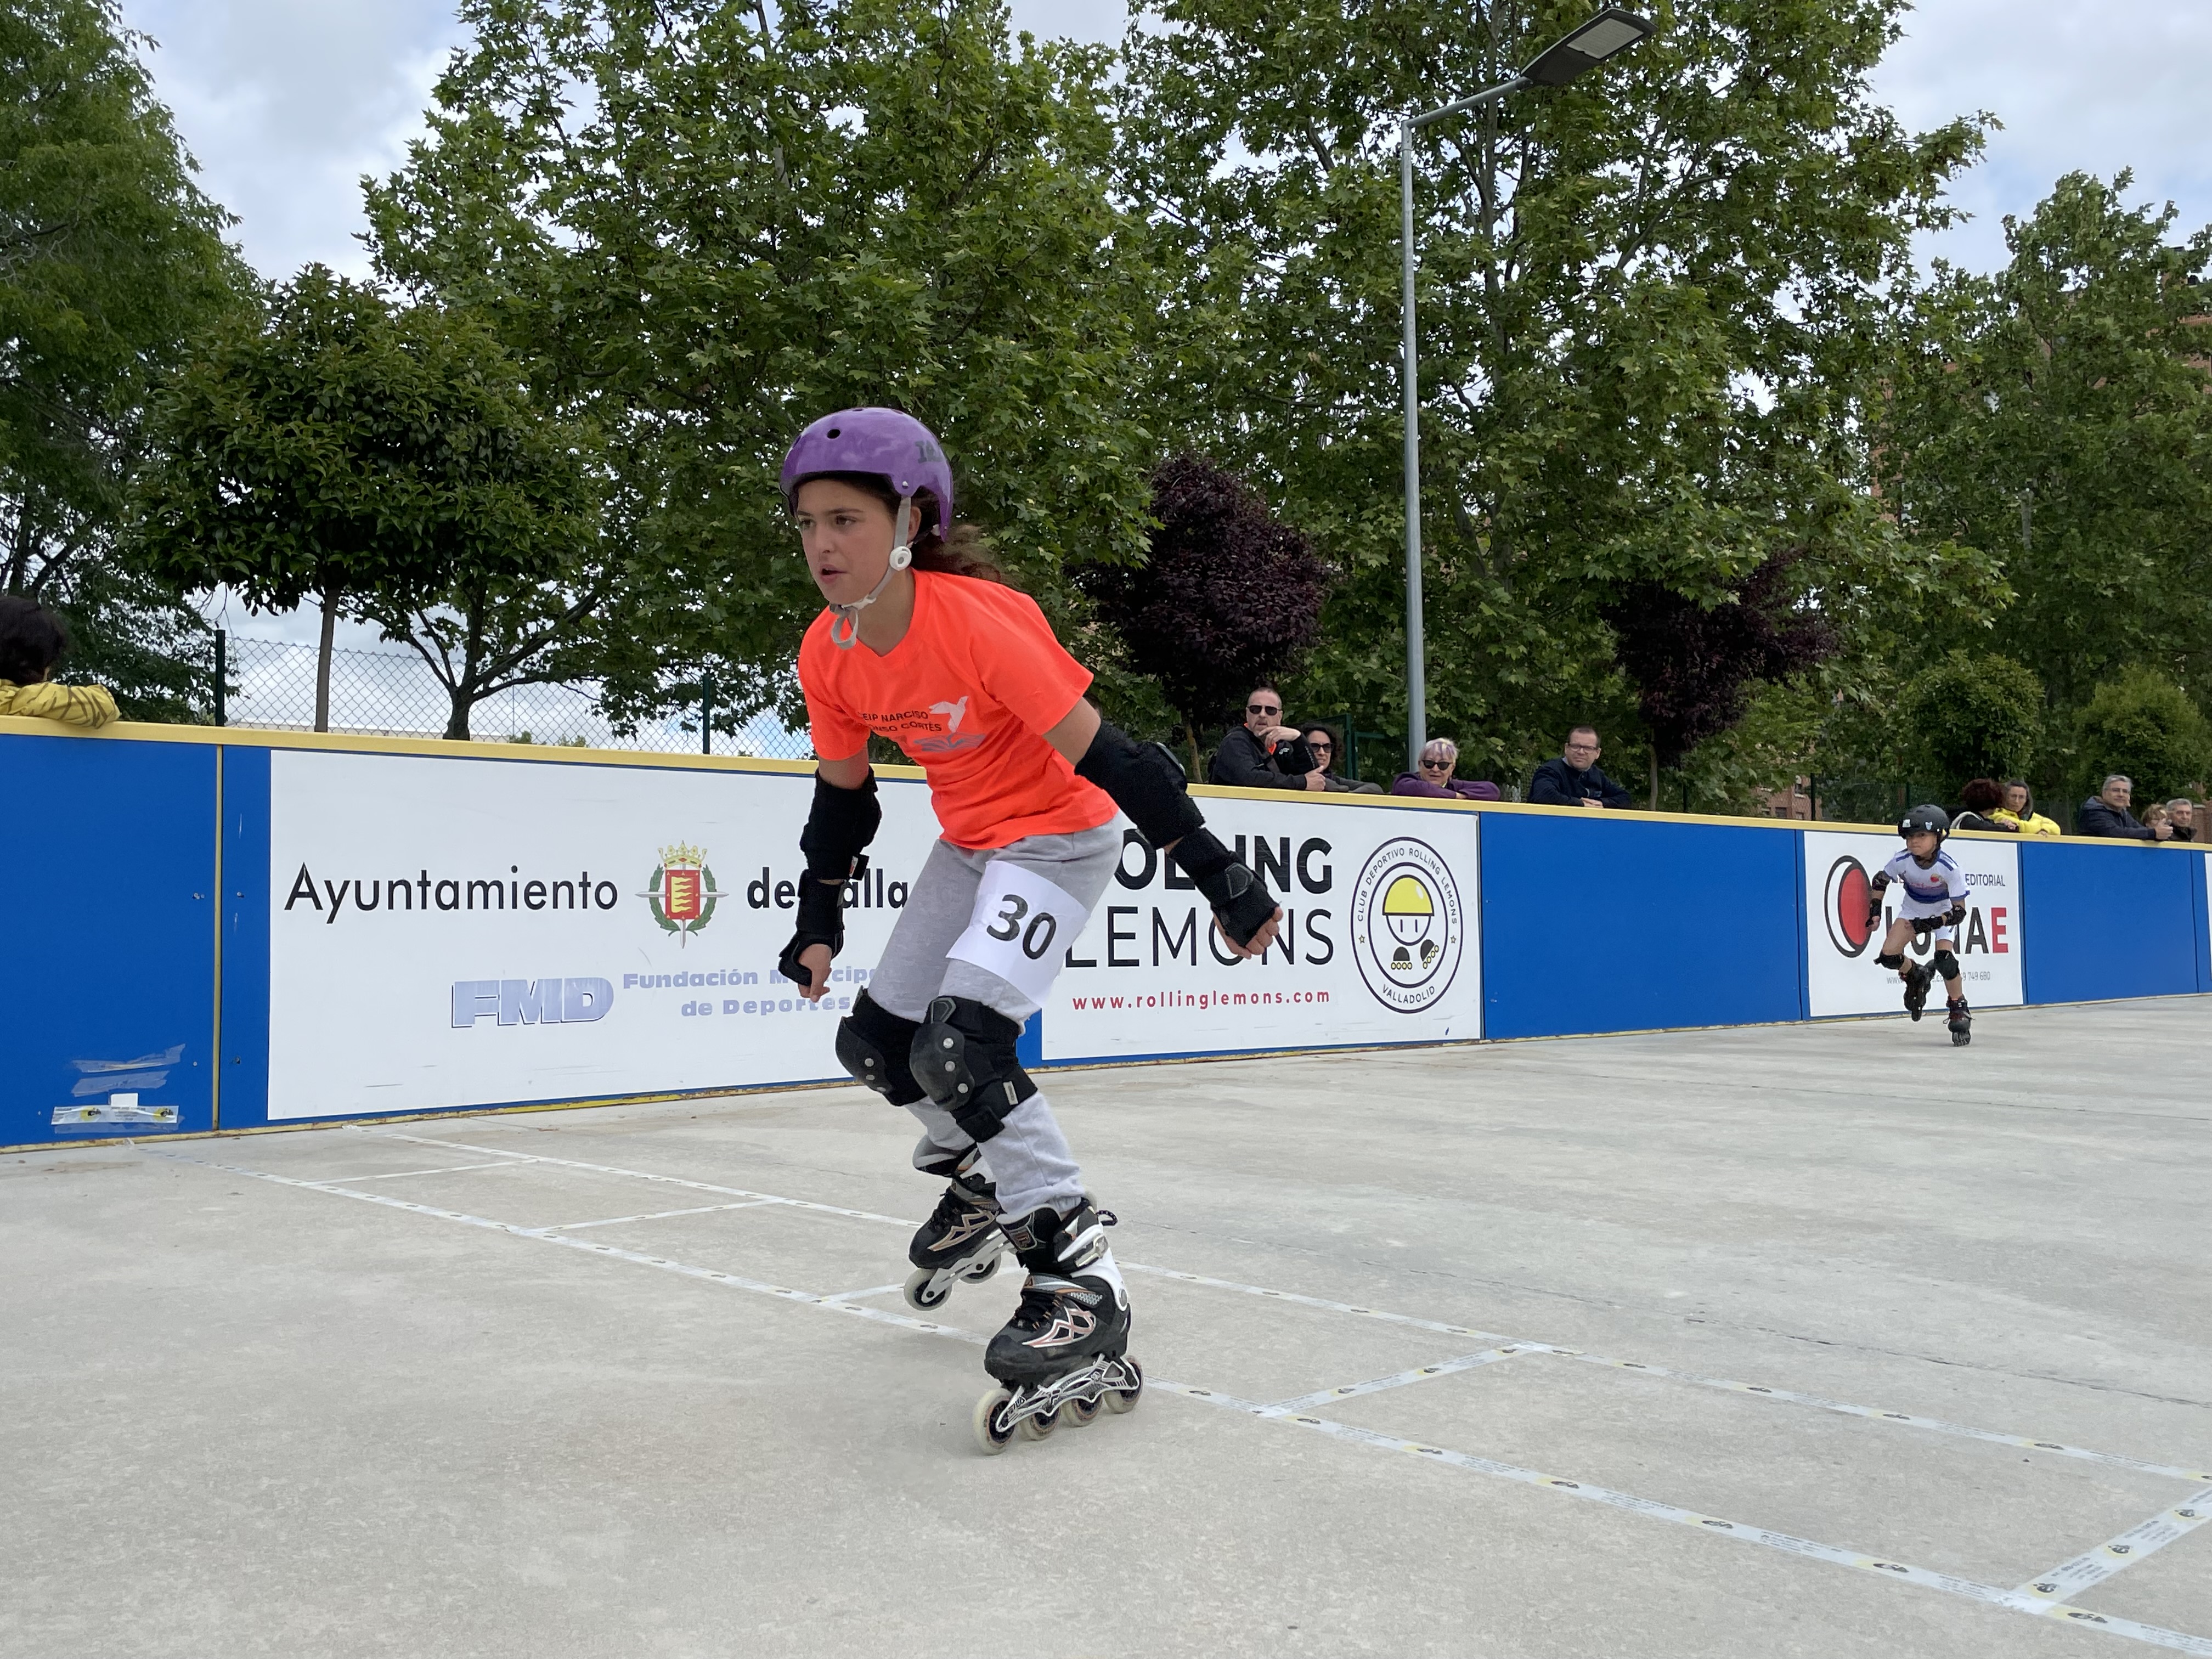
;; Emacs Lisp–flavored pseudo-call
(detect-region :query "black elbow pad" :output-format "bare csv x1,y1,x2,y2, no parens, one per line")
1075,721,1204,849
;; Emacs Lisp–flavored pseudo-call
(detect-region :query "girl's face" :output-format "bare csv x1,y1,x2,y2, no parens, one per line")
793,478,900,606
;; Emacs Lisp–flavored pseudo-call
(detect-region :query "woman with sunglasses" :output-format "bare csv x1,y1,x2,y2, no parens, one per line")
1299,725,1384,793
775,407,1285,1452
1392,737,1500,800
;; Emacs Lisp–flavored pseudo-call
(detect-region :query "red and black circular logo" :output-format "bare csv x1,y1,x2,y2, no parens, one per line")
1822,856,1875,957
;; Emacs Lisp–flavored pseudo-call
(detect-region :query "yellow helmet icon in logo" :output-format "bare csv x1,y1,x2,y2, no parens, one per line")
1383,874,1435,949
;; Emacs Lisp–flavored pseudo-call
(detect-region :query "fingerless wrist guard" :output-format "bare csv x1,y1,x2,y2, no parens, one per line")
1170,826,1279,950
778,772,881,986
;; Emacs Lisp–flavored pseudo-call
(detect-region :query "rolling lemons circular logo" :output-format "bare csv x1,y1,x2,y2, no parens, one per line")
1351,837,1464,1013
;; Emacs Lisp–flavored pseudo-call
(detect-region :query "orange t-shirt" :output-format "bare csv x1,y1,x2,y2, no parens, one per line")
799,571,1118,849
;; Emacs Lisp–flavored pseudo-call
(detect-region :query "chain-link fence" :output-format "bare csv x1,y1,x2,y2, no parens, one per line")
218,635,811,759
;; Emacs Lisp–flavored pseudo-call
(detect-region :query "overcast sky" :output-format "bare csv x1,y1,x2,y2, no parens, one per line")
121,0,2212,646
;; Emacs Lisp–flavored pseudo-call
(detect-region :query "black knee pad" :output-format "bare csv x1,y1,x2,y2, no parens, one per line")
909,995,1036,1144
836,990,926,1107
1931,948,1960,981
1876,951,1904,970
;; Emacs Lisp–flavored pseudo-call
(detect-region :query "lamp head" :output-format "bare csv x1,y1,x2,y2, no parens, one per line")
1522,7,1655,87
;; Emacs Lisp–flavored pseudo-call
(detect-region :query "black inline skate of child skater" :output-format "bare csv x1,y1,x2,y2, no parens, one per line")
970,1197,1142,1454
903,1147,1005,1311
1866,805,1973,1044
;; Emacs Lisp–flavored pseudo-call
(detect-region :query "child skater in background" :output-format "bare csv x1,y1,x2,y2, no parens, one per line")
1867,805,1972,1046
771,407,1285,1452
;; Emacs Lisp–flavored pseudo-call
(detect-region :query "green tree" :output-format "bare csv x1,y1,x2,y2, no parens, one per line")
1883,173,2212,714
363,0,1154,736
133,268,601,736
2071,668,2212,809
1115,0,2000,782
1893,650,2043,799
0,0,249,716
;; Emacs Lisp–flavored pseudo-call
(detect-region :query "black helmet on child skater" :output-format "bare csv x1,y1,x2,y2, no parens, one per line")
1898,804,1950,839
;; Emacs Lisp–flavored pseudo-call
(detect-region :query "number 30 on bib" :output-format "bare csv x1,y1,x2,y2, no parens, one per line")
947,859,1088,1006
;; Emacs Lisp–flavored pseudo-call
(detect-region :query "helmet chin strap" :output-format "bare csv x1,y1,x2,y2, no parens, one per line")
828,495,916,650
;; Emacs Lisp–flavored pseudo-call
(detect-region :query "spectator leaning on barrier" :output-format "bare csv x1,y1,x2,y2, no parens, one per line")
1950,777,2017,833
1528,726,1632,810
1301,725,1384,794
2141,802,2171,840
1392,737,1501,800
0,596,116,729
2076,775,2168,840
1207,683,1324,792
2165,799,2196,842
1993,780,2061,837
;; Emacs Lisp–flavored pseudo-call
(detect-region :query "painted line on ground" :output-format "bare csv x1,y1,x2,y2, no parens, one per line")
373,1134,2212,1486
821,1284,906,1304
1263,1348,1527,1414
1119,1263,2212,1485
169,1146,2212,1657
2016,1488,2212,1605
304,1160,526,1183
1146,1379,2212,1657
553,1200,779,1231
159,1150,981,1347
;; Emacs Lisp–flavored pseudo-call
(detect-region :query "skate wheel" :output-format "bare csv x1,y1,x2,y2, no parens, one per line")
973,1388,1017,1455
1105,1357,1143,1414
958,1251,1001,1285
904,1268,949,1312
1063,1392,1102,1427
1017,1406,1059,1441
1952,1029,1971,1046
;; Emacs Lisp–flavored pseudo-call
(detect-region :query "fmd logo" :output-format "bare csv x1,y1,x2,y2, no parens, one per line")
1350,837,1464,1014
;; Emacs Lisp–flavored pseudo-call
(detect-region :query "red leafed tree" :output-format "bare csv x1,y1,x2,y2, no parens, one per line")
1080,454,1331,771
1601,551,1835,808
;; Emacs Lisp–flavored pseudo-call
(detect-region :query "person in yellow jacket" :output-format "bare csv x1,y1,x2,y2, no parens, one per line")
1993,778,2061,837
0,596,118,727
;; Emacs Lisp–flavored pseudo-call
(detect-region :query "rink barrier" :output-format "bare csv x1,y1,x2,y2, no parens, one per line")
4,716,2210,1150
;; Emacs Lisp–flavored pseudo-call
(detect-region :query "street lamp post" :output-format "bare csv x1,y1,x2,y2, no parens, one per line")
1398,7,1655,772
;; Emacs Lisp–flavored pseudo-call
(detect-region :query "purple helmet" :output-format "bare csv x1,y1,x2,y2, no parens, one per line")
780,407,953,536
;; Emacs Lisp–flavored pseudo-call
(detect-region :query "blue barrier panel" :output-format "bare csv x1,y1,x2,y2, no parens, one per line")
2021,840,2199,1004
0,733,218,1146
2195,853,2212,994
1481,811,1802,1039
218,745,273,1129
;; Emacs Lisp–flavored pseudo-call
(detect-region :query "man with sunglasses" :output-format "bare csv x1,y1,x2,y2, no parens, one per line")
1206,684,1325,791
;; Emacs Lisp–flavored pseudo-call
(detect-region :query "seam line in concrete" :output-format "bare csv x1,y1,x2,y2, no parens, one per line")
553,1200,780,1231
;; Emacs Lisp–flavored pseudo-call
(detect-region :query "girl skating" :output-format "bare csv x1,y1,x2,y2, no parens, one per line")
773,408,1284,1451
1866,805,1973,1045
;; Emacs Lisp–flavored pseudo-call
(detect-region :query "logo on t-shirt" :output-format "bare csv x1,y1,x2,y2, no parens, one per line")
907,693,986,755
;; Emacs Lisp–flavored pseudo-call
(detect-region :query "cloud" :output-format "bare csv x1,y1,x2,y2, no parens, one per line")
123,0,466,279
1871,0,2212,271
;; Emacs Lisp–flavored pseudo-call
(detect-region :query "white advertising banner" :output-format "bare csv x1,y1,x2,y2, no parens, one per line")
266,749,945,1119
1041,798,1482,1060
1802,830,2024,1017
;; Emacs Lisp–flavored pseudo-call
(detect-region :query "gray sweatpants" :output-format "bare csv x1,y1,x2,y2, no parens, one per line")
866,823,1123,1217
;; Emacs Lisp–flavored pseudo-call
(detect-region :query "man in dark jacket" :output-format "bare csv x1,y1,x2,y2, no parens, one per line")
2076,775,2169,840
1528,726,1633,810
1207,683,1324,792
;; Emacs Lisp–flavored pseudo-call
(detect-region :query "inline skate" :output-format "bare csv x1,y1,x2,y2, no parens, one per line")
903,1148,1005,1312
972,1197,1142,1454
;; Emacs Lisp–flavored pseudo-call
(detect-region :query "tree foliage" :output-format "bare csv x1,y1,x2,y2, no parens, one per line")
1079,454,1331,765
1882,173,2212,715
0,0,248,715
2070,668,2212,808
133,267,600,735
1115,0,1997,785
1601,550,1834,802
1893,649,2044,799
363,0,1154,734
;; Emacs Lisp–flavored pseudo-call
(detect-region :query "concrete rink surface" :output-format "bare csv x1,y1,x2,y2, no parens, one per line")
3,1000,2209,1659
